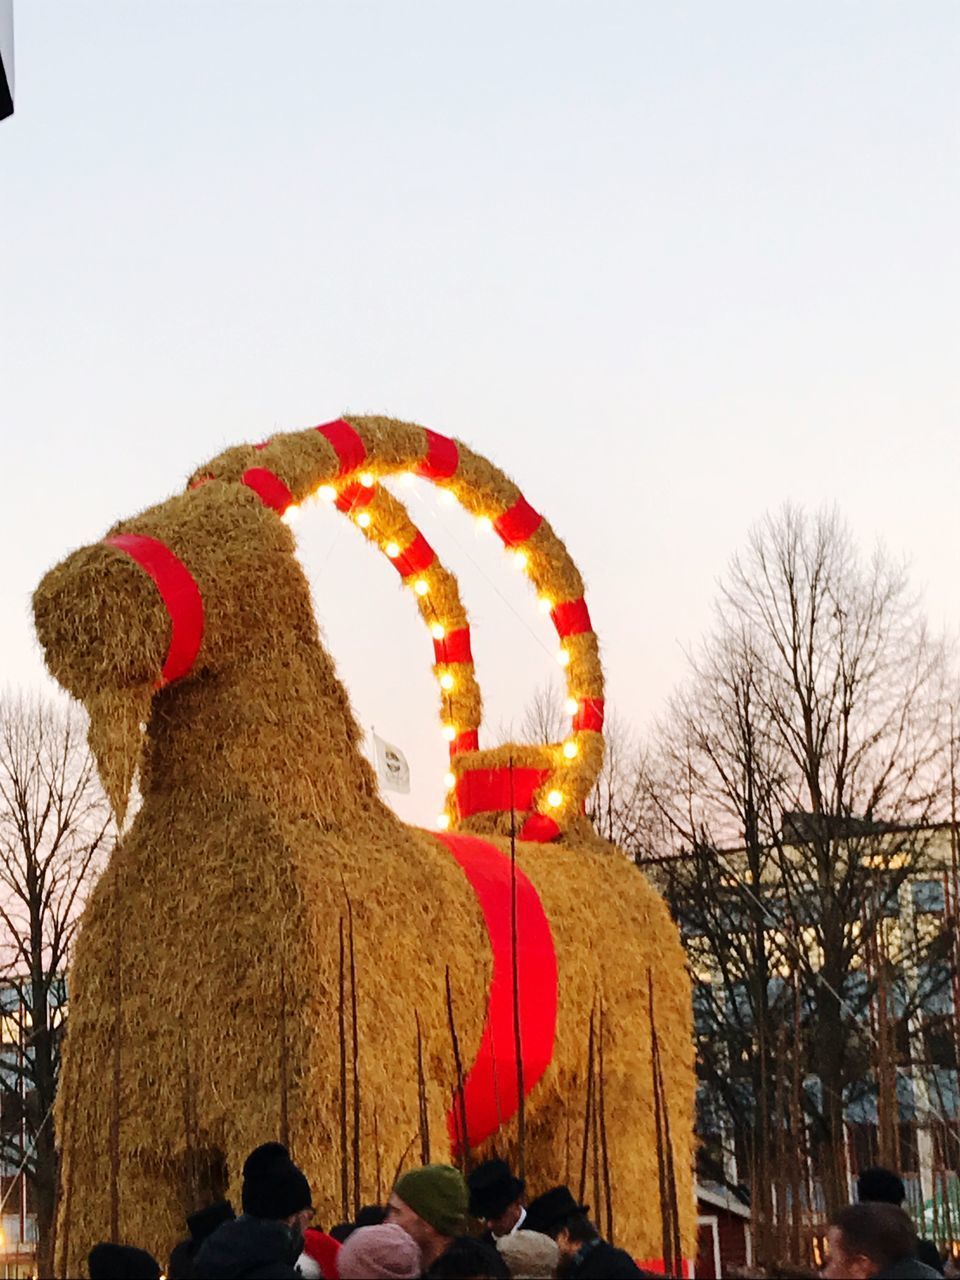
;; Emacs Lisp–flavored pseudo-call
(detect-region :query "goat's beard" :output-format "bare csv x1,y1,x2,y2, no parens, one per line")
85,684,153,828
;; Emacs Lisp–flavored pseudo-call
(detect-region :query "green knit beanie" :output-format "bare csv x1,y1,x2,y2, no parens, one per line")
394,1164,468,1236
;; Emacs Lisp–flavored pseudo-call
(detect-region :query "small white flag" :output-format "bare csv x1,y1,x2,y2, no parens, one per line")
372,732,411,794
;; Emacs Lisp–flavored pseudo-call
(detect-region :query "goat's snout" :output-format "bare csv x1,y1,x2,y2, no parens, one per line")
34,541,170,701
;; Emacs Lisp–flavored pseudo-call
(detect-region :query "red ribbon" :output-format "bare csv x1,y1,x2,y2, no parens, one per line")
519,813,562,843
454,767,549,820
316,419,367,476
550,597,592,638
433,628,473,665
104,534,205,686
573,697,605,732
392,531,436,579
435,831,558,1155
335,481,375,513
416,429,459,481
494,495,542,547
241,467,294,514
451,729,479,756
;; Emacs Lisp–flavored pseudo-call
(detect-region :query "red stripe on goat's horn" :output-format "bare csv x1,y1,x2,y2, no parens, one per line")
572,697,605,732
241,467,294,514
104,534,205,686
494,495,542,546
316,419,367,476
435,831,558,1154
433,628,473,665
394,531,436,579
550,596,592,638
415,429,459,481
450,729,479,757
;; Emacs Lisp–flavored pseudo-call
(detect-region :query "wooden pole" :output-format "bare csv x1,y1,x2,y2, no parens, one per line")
649,971,675,1277
445,966,471,1172
181,1030,198,1205
598,1003,614,1245
578,1004,596,1205
416,1010,430,1165
374,1107,383,1207
56,1023,87,1280
347,892,362,1217
338,917,349,1220
109,885,123,1244
278,960,290,1151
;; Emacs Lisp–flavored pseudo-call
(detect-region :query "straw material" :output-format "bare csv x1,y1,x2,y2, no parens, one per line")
34,418,695,1272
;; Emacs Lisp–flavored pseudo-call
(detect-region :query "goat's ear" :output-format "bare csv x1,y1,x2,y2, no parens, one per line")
84,684,152,827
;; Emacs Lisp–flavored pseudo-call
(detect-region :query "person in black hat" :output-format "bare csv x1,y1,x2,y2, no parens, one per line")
468,1159,526,1244
87,1242,161,1279
858,1168,944,1275
193,1142,313,1279
168,1200,236,1279
522,1186,651,1279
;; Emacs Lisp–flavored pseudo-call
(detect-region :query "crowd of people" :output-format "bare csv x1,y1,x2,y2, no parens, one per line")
80,1147,957,1279
81,1144,647,1279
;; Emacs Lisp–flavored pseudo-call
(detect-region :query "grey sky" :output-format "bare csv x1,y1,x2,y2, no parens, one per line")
2,3,957,824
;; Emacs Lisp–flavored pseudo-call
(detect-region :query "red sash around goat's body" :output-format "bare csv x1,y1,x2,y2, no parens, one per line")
432,831,558,1154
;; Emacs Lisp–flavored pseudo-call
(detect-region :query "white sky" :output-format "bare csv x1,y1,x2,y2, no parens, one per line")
1,3,958,825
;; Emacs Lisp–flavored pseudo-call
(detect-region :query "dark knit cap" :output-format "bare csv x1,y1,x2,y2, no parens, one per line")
857,1166,907,1205
241,1142,312,1219
88,1242,161,1279
187,1198,235,1242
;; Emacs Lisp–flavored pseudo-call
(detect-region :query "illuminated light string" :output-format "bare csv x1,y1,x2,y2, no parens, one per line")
229,420,604,836
271,470,589,823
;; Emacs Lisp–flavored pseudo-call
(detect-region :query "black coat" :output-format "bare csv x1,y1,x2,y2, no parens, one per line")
192,1215,301,1279
564,1238,650,1279
876,1257,944,1280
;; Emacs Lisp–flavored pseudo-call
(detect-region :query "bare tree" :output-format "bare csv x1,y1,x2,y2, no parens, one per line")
647,505,955,1237
0,692,112,1275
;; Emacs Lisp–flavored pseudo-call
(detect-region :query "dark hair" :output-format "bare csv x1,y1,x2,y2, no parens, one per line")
831,1203,917,1268
559,1214,599,1246
166,1239,196,1280
857,1166,907,1206
429,1235,510,1279
355,1204,387,1228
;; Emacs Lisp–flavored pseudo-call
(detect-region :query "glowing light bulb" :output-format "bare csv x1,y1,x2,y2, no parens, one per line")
558,648,570,667
444,771,456,789
356,511,372,529
414,578,429,596
431,622,446,640
477,515,493,533
565,697,579,715
547,789,563,808
513,550,528,571
359,471,375,488
385,541,400,558
281,505,300,525
440,489,456,506
443,724,457,742
399,471,415,487
318,485,337,502
538,596,554,614
437,813,451,830
440,673,455,691
563,740,579,759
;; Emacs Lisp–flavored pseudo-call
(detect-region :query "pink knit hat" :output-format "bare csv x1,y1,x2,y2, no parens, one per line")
337,1224,422,1280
